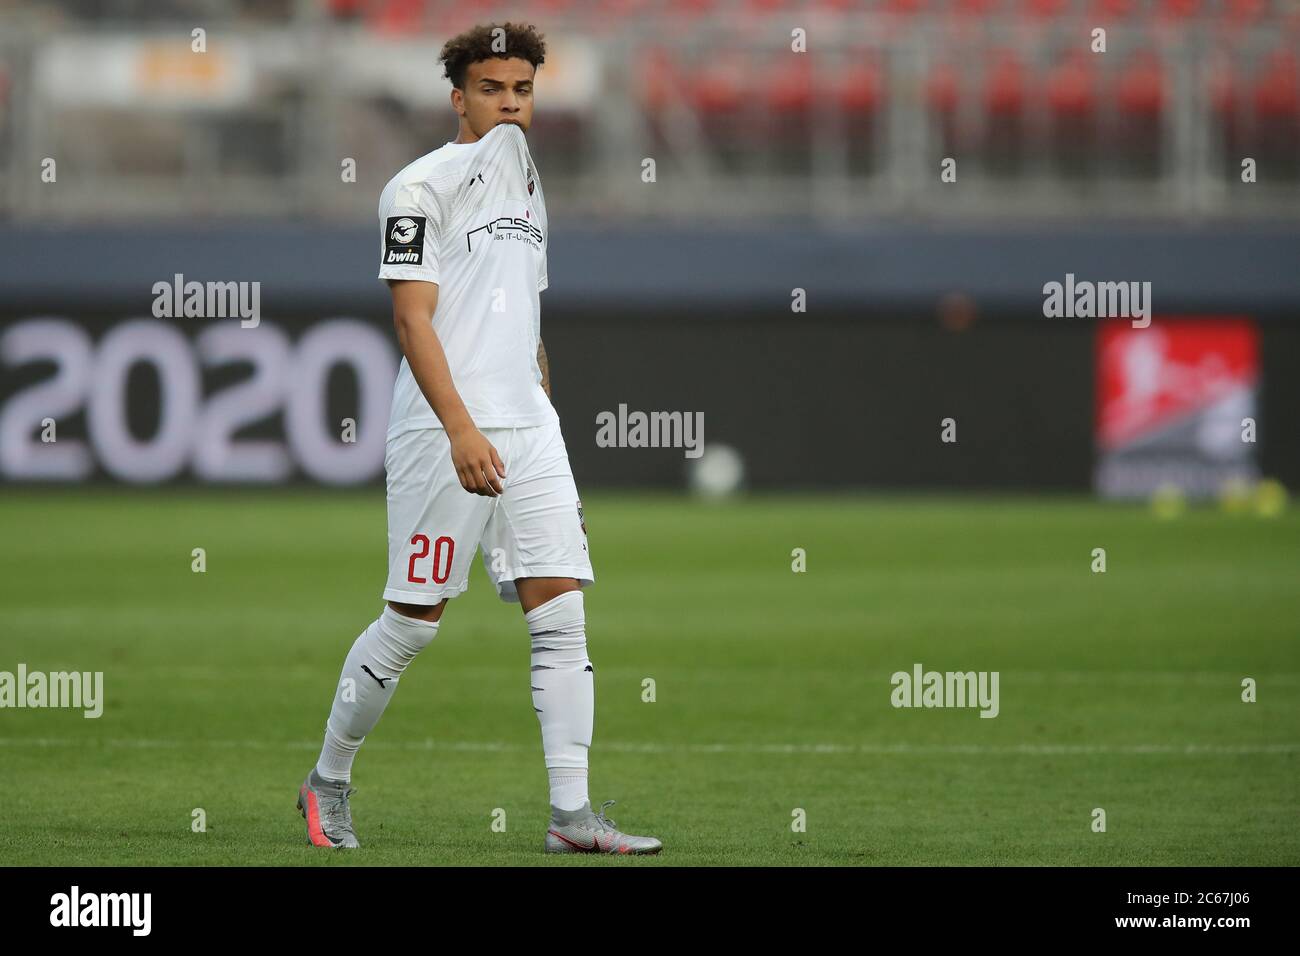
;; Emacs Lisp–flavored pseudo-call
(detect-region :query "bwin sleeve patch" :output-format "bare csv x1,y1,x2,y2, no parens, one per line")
384,215,427,266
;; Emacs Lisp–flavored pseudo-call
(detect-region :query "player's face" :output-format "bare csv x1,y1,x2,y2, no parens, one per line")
455,57,536,140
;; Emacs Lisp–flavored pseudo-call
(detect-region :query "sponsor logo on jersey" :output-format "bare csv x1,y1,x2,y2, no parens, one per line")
577,500,586,535
384,215,426,265
465,215,544,253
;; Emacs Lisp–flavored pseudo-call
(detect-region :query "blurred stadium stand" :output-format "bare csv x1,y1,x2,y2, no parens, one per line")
1,2,1297,493
0,0,1298,222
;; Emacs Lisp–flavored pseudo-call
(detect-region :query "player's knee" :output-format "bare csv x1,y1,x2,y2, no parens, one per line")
525,590,588,663
377,604,442,660
523,588,584,627
517,578,581,615
387,598,447,623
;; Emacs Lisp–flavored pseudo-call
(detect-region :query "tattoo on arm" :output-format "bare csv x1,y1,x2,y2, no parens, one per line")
538,338,550,398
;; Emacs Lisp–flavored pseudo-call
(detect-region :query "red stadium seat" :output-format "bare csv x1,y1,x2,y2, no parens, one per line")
1116,50,1165,117
1253,50,1299,119
833,58,884,115
1249,49,1299,180
670,0,721,16
925,55,961,164
637,47,680,113
952,0,1002,16
690,53,748,115
1223,0,1269,24
1022,0,1069,19
885,0,929,16
1091,0,1136,18
525,0,580,16
1110,50,1166,176
592,0,656,24
927,60,961,115
767,55,813,114
1047,52,1097,117
1206,54,1244,164
984,50,1026,116
373,0,427,34
1208,59,1239,115
762,52,815,174
685,51,759,175
1156,0,1202,17
982,51,1028,174
1045,52,1099,177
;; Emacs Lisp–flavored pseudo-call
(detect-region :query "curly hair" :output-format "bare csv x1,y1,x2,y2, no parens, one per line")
439,22,547,90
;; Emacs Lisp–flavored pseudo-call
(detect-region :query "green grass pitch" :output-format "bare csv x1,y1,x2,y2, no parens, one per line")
1,489,1296,866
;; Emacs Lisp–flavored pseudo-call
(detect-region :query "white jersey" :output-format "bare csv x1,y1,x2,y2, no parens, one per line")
377,121,556,439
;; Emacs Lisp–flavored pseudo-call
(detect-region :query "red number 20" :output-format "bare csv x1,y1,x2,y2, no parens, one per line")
407,533,454,584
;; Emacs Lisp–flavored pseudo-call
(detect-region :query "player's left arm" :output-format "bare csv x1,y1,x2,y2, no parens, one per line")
538,338,550,398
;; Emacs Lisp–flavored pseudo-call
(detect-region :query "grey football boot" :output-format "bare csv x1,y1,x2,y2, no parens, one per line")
545,799,662,855
297,767,360,849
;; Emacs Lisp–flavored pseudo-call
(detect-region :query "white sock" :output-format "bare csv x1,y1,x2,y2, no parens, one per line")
316,605,440,783
549,769,589,813
526,591,593,811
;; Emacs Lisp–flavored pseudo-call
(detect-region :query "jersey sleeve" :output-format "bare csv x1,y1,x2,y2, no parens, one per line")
378,179,442,284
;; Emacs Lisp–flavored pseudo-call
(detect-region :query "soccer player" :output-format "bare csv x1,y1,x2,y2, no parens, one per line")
297,22,660,855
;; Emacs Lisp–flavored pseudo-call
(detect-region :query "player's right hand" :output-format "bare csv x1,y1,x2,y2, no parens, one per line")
450,428,506,497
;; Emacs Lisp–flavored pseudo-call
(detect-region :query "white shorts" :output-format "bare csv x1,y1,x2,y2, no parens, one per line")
382,415,594,605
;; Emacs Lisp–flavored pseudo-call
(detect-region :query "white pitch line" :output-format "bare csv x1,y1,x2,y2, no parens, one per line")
0,737,1296,756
